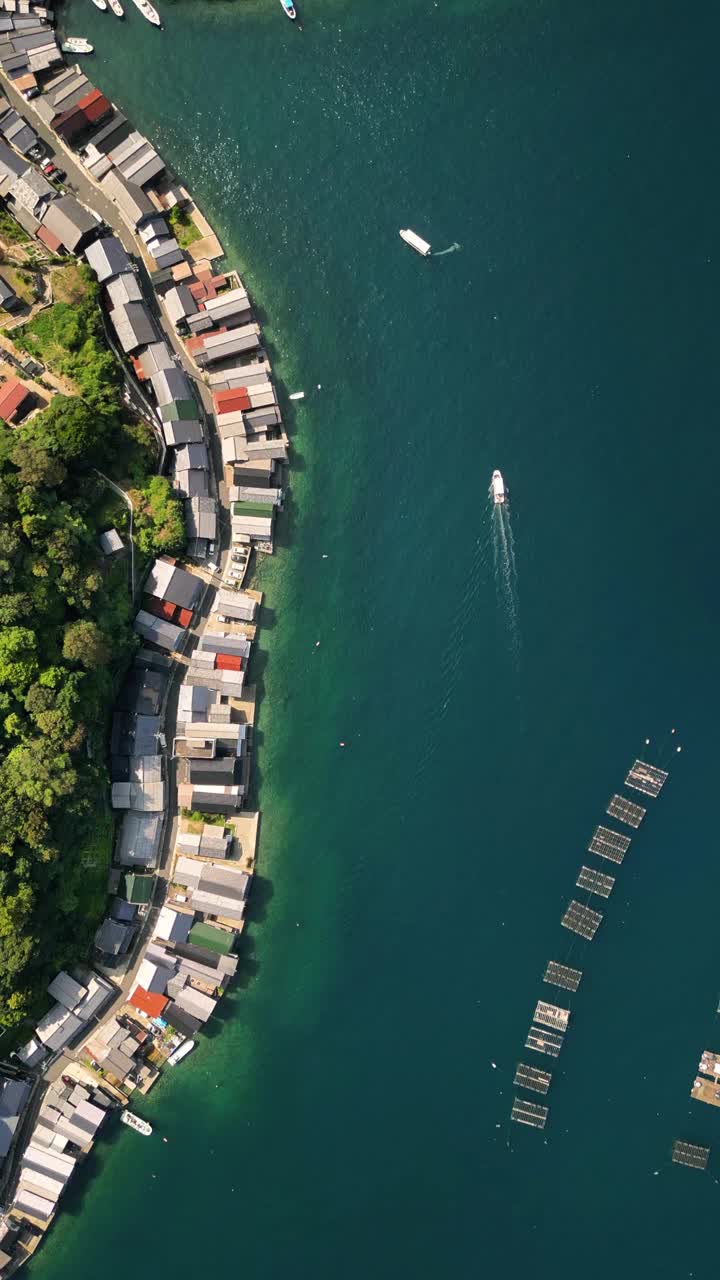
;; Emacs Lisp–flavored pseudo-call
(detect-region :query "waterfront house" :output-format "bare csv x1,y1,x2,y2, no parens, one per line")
231,500,274,543
41,195,98,255
202,285,252,328
108,299,157,354
98,166,155,228
107,129,165,189
194,323,261,367
176,826,232,860
173,858,251,924
216,588,258,622
84,234,131,283
146,236,184,270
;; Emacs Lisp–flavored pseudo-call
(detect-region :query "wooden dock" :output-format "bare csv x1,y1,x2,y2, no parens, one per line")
511,1097,549,1129
588,825,630,864
672,1140,709,1170
625,759,668,798
543,960,582,992
576,865,615,898
514,1062,552,1095
606,794,646,828
561,899,603,940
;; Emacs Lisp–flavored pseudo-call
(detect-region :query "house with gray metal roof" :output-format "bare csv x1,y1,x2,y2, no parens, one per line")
202,285,251,327
174,467,209,500
133,608,185,651
186,496,217,553
94,916,134,959
195,323,261,367
8,165,53,215
98,165,154,226
0,109,36,154
105,272,142,307
147,236,184,269
164,283,198,329
146,557,201,609
108,300,156,353
150,364,193,406
138,340,174,378
84,235,131,283
115,810,162,868
162,418,204,447
41,194,97,254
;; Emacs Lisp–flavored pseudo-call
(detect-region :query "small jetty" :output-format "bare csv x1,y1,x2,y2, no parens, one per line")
561,899,603,940
588,825,631,864
672,1140,709,1171
511,1097,549,1130
543,960,582,992
514,1063,552,1095
576,865,615,898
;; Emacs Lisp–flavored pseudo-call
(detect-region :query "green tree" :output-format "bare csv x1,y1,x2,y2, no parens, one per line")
62,619,111,669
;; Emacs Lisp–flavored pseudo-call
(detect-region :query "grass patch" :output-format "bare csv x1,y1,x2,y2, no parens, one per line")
51,261,89,305
0,209,29,245
0,265,40,308
167,205,203,250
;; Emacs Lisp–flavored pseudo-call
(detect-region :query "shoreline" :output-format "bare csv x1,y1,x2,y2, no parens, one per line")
0,5,292,1273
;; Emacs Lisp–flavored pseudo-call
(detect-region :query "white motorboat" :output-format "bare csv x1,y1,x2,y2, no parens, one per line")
279,0,296,17
61,36,94,53
130,0,161,25
491,469,505,505
167,1039,195,1066
399,228,431,257
120,1109,152,1136
289,391,305,401
91,0,108,10
108,0,125,16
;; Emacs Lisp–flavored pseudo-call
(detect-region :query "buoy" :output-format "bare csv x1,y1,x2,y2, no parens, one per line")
322,554,328,559
491,1062,497,1069
339,741,345,747
315,641,320,647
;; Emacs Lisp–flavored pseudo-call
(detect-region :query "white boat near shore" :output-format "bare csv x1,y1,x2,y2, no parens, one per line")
167,1040,195,1066
61,36,93,53
129,0,161,25
120,1109,152,1136
91,0,108,10
399,228,431,257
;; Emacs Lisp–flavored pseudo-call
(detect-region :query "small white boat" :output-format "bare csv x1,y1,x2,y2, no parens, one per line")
61,36,94,53
108,0,124,16
120,1109,152,1136
91,0,108,10
399,228,431,257
167,1039,195,1066
129,0,161,25
279,0,297,17
289,391,305,401
491,469,505,505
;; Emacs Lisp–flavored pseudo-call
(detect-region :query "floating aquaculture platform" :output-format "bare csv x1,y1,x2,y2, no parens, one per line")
690,1050,720,1107
514,1063,552,1095
561,899,603,940
625,759,668,799
588,825,631,864
525,1025,564,1058
576,865,615,898
543,960,582,992
672,1140,709,1170
511,1097,549,1129
606,794,646,828
533,1000,570,1033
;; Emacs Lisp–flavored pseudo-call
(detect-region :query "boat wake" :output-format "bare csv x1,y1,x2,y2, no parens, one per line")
492,500,520,655
432,242,462,257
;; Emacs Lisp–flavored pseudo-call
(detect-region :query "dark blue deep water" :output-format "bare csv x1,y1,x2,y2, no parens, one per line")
31,2,720,1276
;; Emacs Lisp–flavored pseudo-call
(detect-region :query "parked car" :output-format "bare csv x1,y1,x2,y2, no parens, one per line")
40,159,56,175
231,552,246,564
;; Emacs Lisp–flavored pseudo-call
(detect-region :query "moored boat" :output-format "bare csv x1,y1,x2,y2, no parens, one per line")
108,0,125,16
61,36,94,53
91,0,108,10
120,1109,152,1136
167,1039,195,1066
129,0,161,25
399,228,431,257
491,469,505,505
279,0,297,18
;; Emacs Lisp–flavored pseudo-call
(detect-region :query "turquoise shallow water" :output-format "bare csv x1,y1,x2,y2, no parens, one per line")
28,1,720,1276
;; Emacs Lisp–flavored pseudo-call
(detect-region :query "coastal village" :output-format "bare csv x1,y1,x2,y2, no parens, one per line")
0,0,291,1272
